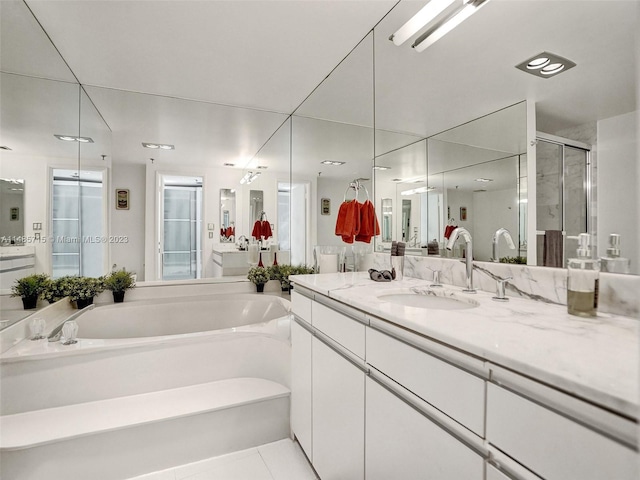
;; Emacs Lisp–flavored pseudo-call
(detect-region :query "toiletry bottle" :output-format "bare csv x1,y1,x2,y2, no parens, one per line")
566,233,600,317
600,233,630,274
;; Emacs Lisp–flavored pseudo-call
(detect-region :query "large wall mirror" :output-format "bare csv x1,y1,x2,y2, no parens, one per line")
219,189,236,242
0,179,25,244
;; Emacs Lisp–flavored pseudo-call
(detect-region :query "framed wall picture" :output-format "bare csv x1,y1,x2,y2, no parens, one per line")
321,198,331,215
460,206,467,221
116,189,130,210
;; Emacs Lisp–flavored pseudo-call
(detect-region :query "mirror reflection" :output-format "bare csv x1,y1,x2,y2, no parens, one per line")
219,189,236,243
0,178,25,245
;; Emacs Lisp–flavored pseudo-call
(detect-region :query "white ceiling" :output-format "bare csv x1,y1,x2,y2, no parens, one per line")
0,0,638,179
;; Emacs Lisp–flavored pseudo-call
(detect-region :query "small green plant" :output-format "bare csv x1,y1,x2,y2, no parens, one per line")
267,264,282,281
277,264,294,290
499,256,527,265
43,276,73,303
10,274,50,299
247,266,270,285
67,276,105,301
103,269,136,293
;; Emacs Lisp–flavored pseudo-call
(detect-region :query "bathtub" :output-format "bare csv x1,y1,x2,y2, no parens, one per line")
75,293,291,339
1,293,292,415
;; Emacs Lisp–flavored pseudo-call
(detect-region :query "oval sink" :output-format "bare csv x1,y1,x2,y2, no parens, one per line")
378,289,478,310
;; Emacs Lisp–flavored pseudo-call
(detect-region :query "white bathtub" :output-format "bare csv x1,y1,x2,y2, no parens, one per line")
75,293,291,339
1,293,292,415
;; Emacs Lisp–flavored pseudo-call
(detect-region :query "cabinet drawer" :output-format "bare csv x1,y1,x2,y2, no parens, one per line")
291,291,312,323
366,327,485,436
487,384,638,480
312,301,365,359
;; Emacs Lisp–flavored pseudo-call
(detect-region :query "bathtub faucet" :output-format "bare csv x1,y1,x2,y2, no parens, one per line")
47,304,94,342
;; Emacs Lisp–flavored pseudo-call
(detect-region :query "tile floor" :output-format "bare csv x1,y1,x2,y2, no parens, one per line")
128,439,318,480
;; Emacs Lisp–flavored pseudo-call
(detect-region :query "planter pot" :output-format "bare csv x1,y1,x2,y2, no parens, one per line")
21,296,38,310
113,291,126,303
256,283,265,293
76,297,94,309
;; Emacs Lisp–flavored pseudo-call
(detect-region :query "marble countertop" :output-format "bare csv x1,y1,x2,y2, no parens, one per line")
291,272,639,419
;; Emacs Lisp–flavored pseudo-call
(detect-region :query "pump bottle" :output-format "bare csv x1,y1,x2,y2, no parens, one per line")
566,233,600,317
600,233,630,274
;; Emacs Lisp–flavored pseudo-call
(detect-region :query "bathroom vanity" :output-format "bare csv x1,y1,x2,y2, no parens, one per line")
212,244,289,276
290,272,638,480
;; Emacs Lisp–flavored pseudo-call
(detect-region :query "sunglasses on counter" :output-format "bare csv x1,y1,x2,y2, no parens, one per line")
369,269,393,282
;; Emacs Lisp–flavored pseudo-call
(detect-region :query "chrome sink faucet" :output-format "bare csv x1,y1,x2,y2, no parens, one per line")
492,228,515,262
446,227,476,293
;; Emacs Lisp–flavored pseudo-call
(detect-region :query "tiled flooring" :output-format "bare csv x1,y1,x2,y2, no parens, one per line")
129,439,318,480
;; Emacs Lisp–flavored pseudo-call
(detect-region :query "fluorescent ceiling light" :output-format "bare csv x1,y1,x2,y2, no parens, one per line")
240,171,261,185
391,0,456,46
475,177,493,182
223,163,235,167
413,0,489,52
143,142,174,150
240,172,251,184
373,166,391,171
516,52,576,78
321,160,345,166
0,146,12,150
400,186,434,196
256,166,268,170
55,134,94,143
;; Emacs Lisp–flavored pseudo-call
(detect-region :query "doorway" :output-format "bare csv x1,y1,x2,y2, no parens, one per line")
159,175,203,280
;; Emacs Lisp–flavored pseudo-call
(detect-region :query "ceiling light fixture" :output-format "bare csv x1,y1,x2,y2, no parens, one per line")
256,166,268,170
223,163,236,167
373,166,391,170
0,146,12,150
390,0,456,46
412,0,490,52
321,160,346,166
401,186,434,196
474,177,493,182
142,142,174,150
516,52,576,78
240,171,261,185
54,134,94,143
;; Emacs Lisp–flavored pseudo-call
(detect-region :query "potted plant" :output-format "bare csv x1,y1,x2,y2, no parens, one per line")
287,264,315,291
10,273,50,309
43,276,72,304
247,266,270,292
103,269,136,303
67,276,105,309
277,264,294,292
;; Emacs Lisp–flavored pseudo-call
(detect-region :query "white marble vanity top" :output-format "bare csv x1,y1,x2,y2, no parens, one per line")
291,272,639,419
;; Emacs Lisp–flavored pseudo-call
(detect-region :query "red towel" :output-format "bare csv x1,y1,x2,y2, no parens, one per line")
261,221,272,239
251,220,262,239
444,225,456,239
355,200,380,243
335,200,361,243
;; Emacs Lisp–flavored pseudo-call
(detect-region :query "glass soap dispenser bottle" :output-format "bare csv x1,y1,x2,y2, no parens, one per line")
567,233,600,317
601,233,630,274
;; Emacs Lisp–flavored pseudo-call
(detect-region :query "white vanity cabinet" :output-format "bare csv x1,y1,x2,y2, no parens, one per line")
487,383,638,480
290,290,365,480
312,338,364,480
366,376,484,479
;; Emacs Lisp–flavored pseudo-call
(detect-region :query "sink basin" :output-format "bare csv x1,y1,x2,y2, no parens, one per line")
377,288,479,310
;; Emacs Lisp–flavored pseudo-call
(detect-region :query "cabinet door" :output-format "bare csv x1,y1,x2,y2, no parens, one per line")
366,377,484,480
290,320,312,460
312,338,365,480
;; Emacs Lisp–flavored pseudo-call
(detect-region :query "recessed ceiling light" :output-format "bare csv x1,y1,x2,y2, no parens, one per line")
516,51,576,78
0,146,12,150
391,178,403,182
55,134,94,143
321,160,346,166
142,142,174,150
475,177,493,182
256,166,268,170
373,166,391,170
223,163,236,167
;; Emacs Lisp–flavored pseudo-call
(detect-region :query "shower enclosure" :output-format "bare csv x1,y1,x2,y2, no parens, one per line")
535,133,592,267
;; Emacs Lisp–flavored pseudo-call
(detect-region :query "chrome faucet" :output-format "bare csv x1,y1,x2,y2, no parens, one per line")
492,228,516,262
446,227,476,293
237,235,248,250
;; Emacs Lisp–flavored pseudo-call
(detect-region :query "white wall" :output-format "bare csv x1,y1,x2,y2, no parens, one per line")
473,189,519,262
597,110,638,274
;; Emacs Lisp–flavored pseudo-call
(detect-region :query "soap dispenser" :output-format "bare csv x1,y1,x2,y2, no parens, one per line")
567,233,600,317
600,234,630,274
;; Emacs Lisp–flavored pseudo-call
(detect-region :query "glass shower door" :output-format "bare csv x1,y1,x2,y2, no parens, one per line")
161,176,202,280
